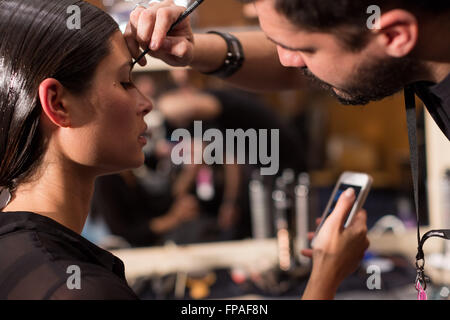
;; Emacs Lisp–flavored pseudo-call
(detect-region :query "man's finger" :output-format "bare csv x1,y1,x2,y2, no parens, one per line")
137,9,157,49
127,7,147,62
160,36,190,58
151,5,186,51
307,232,315,241
136,0,175,49
148,37,192,66
124,22,146,65
129,6,145,34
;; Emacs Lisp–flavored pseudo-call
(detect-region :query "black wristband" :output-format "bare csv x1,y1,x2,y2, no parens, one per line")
203,31,245,78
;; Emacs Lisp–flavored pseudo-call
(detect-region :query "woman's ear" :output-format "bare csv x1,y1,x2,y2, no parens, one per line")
375,9,419,58
38,78,71,128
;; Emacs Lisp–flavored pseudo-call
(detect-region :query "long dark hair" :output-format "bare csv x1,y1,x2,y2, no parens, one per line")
0,0,119,192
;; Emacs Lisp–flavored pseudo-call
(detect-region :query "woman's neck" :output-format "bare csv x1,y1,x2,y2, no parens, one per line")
2,156,96,234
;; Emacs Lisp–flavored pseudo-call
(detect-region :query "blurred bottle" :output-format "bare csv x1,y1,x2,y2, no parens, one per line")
281,169,300,267
295,173,311,266
196,167,215,201
273,176,294,271
281,168,295,190
249,170,272,239
443,169,450,257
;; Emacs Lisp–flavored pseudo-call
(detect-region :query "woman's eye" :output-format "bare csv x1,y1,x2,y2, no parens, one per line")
120,82,135,89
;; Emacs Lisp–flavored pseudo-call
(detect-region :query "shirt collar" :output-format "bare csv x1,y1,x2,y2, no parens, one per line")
410,72,450,141
429,71,450,101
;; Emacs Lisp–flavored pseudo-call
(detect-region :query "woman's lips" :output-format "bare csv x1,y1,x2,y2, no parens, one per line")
141,130,152,138
138,124,149,145
138,135,147,145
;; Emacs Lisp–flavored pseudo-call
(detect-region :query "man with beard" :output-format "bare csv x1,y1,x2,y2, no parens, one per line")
124,0,450,299
125,0,449,136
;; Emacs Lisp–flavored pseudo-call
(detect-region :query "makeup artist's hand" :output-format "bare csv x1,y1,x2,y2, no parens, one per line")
301,188,370,300
124,0,194,67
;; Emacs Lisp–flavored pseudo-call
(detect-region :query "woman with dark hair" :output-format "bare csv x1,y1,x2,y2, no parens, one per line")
0,0,369,300
0,0,151,299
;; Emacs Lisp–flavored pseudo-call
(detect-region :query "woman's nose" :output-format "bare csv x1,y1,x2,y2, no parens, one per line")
277,46,306,68
137,89,153,116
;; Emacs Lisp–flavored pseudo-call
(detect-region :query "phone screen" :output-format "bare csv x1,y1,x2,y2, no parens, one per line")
312,182,366,246
325,183,362,219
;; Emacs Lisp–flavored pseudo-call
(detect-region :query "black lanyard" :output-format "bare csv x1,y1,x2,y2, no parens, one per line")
404,85,450,293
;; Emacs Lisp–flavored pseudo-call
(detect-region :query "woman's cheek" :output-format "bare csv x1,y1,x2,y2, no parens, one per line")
104,91,137,131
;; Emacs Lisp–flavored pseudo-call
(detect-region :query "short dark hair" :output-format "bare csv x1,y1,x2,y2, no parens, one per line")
0,0,119,191
273,0,449,30
240,0,450,50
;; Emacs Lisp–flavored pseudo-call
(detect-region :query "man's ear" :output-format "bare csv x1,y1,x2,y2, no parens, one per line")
376,9,418,58
38,78,71,128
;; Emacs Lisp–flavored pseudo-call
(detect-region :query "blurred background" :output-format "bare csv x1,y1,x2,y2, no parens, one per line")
82,0,450,300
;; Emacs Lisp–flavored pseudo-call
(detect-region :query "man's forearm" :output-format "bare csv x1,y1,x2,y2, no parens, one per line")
191,31,304,92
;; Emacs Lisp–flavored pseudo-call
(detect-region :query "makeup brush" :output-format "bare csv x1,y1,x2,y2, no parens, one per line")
132,0,205,67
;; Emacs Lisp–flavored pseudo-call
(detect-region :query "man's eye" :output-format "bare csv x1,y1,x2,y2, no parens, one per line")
120,82,135,89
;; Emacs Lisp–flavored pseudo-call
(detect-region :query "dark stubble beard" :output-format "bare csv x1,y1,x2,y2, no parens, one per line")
300,56,427,105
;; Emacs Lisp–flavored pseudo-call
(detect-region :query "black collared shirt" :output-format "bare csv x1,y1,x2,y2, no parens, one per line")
414,72,450,140
0,211,138,300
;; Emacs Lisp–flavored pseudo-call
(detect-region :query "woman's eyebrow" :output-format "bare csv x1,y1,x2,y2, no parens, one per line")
119,61,134,79
119,61,134,72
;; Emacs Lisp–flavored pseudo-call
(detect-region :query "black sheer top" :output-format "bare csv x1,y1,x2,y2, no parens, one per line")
0,211,138,300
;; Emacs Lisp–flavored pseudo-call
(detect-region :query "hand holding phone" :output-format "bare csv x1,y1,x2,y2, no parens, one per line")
311,172,372,247
302,185,371,299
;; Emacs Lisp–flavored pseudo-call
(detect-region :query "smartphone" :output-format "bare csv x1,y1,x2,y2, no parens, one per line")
311,172,372,247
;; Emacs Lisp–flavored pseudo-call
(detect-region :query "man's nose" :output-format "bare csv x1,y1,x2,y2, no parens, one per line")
277,46,306,68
